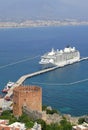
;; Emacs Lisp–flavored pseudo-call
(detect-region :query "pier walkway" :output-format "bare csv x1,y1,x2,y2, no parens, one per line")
5,66,59,98
5,56,88,98
80,57,88,61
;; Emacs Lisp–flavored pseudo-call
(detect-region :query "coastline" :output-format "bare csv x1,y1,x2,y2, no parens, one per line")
0,20,88,28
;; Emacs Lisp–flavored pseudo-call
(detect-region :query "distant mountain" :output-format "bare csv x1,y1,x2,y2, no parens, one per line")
0,0,88,21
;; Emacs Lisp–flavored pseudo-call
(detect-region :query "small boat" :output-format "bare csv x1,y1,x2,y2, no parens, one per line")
2,81,14,93
4,96,11,101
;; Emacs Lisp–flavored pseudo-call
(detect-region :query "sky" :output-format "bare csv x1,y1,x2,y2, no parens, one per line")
0,0,88,21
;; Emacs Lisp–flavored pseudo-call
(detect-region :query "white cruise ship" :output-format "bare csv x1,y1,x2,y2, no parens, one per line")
39,46,80,68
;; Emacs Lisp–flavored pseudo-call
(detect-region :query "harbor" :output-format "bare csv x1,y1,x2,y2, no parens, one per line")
0,56,88,114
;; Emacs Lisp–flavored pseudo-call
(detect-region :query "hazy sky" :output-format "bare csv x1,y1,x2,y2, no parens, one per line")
0,0,88,20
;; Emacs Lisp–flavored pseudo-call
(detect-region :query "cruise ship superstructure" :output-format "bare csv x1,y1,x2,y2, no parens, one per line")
39,46,80,68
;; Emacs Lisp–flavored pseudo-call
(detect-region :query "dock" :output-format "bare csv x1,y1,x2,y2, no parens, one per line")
5,66,59,98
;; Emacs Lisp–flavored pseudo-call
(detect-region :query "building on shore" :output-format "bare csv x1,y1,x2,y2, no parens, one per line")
0,121,26,130
73,122,88,130
13,85,42,117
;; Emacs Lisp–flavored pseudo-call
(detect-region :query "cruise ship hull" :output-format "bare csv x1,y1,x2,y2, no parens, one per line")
40,58,80,68
41,63,55,69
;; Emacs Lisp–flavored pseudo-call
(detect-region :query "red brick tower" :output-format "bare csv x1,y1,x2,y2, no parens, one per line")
13,85,42,117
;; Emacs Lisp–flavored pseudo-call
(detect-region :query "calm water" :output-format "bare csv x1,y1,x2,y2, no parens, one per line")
0,26,88,116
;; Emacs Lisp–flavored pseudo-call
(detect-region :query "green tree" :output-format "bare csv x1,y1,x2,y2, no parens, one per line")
60,119,72,130
18,113,29,122
0,110,17,124
78,117,85,124
1,110,12,117
46,109,59,114
18,113,34,128
36,119,46,130
25,121,34,128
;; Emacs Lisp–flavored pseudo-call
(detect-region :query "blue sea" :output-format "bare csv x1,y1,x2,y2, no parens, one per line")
0,26,88,116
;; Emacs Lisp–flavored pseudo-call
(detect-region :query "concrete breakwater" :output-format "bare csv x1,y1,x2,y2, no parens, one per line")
5,66,59,98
